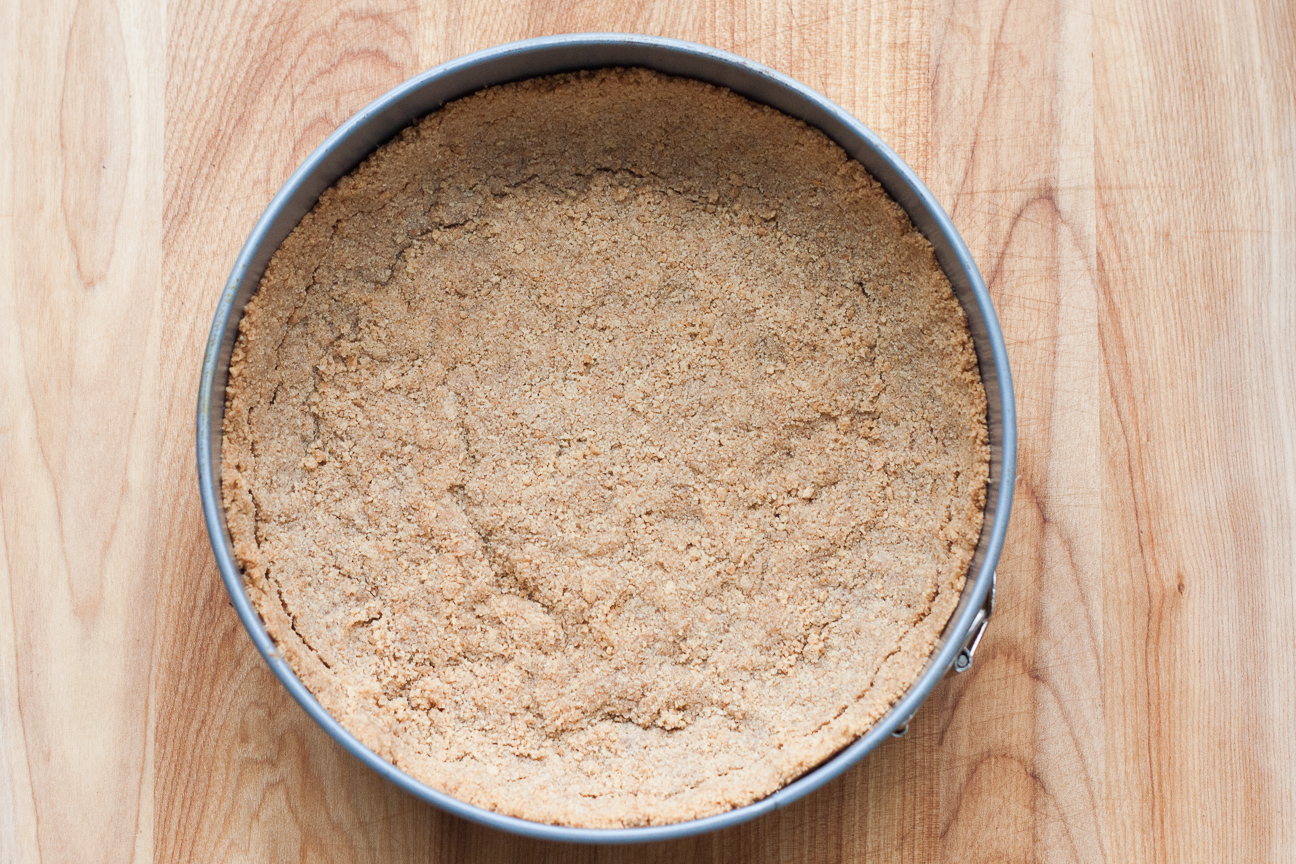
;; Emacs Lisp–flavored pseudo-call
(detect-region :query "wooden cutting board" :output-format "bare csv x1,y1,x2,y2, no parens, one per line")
2,0,1293,860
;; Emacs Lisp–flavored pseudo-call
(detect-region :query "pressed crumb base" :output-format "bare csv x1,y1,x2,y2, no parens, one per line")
222,69,989,828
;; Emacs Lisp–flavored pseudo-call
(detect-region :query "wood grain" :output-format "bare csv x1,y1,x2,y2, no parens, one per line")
929,0,1104,861
1,0,1293,860
1095,1,1296,859
1,0,164,861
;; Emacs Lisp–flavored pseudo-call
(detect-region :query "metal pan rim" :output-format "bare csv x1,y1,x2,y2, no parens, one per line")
196,32,1016,845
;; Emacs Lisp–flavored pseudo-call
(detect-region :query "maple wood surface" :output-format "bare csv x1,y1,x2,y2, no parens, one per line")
2,0,1293,861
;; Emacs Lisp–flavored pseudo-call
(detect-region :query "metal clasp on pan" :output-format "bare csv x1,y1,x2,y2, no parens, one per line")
952,572,995,674
893,573,998,738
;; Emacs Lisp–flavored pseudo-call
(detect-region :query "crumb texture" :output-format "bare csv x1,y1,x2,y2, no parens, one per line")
221,69,989,828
